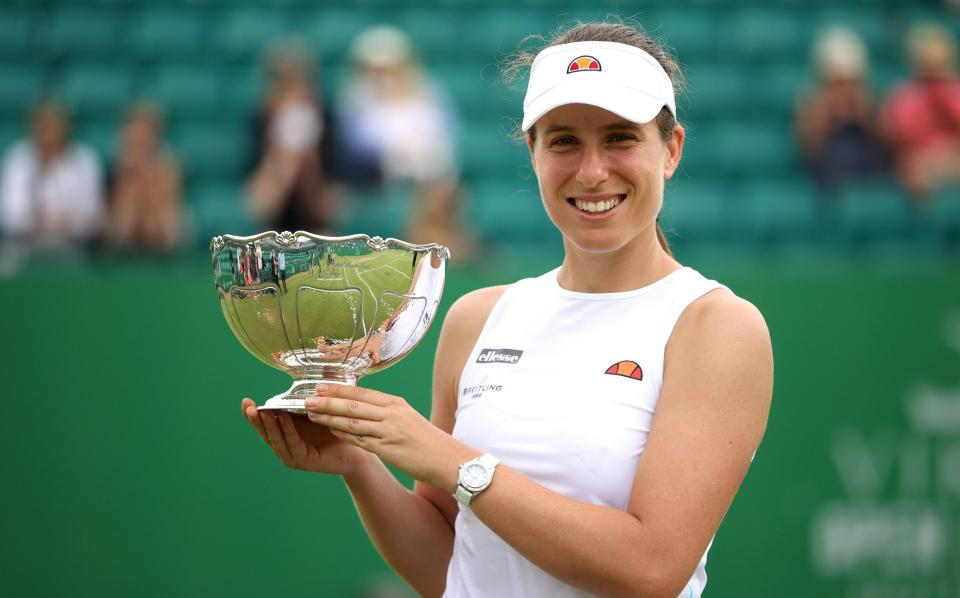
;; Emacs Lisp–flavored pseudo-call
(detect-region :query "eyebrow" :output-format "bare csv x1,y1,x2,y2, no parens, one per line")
542,121,644,135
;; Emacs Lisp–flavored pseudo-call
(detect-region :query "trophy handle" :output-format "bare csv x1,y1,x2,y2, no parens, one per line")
258,377,357,413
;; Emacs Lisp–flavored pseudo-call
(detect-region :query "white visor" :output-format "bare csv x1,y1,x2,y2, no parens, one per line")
522,41,676,132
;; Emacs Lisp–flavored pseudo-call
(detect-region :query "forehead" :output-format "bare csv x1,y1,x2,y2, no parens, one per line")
536,103,651,133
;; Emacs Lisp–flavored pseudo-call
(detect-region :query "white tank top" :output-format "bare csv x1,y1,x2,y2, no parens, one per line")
444,266,726,598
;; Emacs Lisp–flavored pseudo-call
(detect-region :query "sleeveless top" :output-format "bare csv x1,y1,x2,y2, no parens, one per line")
444,266,727,598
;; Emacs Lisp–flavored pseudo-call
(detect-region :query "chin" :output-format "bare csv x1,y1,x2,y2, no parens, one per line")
565,230,632,255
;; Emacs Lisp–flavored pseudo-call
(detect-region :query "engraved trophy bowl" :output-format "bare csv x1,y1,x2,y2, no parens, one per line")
211,231,449,412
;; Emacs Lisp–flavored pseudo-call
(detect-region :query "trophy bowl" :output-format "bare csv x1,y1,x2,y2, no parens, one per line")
211,231,449,412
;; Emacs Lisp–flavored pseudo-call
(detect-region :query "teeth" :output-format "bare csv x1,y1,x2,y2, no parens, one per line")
574,196,622,213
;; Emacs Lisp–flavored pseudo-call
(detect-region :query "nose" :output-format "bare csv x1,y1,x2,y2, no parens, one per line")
576,143,609,189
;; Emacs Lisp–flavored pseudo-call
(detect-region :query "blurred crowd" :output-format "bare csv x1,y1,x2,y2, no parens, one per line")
0,25,473,264
1,20,959,267
795,22,960,200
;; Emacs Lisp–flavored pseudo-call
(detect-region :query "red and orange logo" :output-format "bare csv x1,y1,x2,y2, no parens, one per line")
605,360,643,380
567,55,601,73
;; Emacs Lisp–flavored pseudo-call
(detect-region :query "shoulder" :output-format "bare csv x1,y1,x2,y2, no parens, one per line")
446,284,510,324
2,140,32,165
437,284,511,350
68,144,102,169
432,285,511,411
667,287,772,376
435,285,510,364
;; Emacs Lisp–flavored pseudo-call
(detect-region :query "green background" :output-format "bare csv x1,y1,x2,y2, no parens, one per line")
1,256,958,597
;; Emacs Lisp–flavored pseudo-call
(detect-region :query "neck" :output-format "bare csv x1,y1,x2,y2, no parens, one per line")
556,230,682,293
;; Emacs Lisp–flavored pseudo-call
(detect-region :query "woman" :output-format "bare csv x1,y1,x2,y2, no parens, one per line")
246,41,334,233
242,22,773,598
107,102,182,252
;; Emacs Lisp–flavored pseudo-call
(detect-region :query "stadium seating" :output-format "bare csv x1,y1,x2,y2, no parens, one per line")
0,0,956,255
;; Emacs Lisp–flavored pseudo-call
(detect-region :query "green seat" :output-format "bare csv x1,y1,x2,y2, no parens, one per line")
434,63,519,120
683,64,747,121
145,65,224,118
724,8,812,61
75,119,118,165
220,65,265,118
296,8,374,61
752,62,809,119
661,181,731,242
214,9,290,59
459,10,545,59
928,187,960,245
0,7,34,58
836,182,913,243
459,123,529,183
39,8,119,58
0,65,44,117
467,181,557,246
336,186,411,240
738,178,820,243
814,9,897,63
57,65,134,117
397,8,464,57
710,120,797,179
125,7,206,58
647,8,718,60
676,122,724,179
190,181,256,245
172,120,252,182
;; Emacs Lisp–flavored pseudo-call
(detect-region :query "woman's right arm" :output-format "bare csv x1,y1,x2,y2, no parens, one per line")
242,285,506,597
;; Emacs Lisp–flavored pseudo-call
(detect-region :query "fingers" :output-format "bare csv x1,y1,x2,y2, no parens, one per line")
260,410,294,464
328,426,372,450
241,398,269,445
311,412,381,438
305,395,384,422
315,383,393,407
277,412,310,464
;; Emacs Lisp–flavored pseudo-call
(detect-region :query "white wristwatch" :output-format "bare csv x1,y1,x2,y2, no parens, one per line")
454,453,500,507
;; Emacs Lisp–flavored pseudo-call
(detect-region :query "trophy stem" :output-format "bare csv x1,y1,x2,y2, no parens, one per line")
258,375,358,413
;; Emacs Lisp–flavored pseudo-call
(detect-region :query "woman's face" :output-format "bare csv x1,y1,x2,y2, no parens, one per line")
528,103,683,256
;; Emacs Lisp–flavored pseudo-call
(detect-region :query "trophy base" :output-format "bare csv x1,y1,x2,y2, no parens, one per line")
257,377,356,413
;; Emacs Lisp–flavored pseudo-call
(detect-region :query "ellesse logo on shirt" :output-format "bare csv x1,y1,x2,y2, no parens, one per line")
476,348,523,364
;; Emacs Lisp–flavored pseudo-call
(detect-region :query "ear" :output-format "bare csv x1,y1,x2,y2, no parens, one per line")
525,133,537,171
663,124,685,180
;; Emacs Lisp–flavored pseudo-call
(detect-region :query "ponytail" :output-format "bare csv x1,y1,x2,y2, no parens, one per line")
656,221,672,256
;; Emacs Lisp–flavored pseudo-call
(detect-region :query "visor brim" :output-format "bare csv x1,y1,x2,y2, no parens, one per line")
522,82,671,132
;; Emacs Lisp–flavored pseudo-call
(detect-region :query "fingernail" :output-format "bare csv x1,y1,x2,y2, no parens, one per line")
305,398,317,408
316,384,329,393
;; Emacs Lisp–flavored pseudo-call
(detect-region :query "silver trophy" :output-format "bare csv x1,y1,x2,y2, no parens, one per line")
211,231,449,412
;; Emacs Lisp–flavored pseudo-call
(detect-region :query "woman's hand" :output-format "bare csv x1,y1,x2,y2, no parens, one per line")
303,384,471,490
241,398,371,476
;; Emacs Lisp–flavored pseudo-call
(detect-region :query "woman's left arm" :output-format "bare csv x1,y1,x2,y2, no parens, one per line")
308,289,773,598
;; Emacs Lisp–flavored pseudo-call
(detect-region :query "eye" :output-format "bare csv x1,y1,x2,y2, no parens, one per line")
548,135,577,148
608,132,638,143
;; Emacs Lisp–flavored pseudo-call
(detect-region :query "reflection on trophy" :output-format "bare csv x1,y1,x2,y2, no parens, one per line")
211,231,449,412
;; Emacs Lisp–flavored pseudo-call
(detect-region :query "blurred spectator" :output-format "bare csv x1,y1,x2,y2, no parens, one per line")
0,100,104,247
105,102,183,253
338,26,474,258
795,27,887,195
882,24,960,199
247,40,335,234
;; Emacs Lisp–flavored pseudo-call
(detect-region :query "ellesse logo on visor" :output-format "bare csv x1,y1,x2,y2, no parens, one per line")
476,349,524,364
567,55,601,73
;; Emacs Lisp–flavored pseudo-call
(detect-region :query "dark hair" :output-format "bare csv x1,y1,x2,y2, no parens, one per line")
503,20,684,254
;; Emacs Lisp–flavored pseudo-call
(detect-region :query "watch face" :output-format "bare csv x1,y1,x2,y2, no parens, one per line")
462,463,489,489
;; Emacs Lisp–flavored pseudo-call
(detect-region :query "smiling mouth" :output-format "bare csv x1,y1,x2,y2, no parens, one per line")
568,194,626,214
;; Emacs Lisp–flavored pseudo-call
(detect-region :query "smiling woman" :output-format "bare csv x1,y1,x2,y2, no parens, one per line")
242,20,773,598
